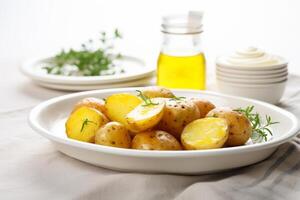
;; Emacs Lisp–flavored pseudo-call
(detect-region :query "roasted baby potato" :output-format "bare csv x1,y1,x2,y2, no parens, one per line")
95,122,131,148
66,106,109,142
190,98,216,118
126,98,165,133
73,97,106,114
141,86,175,98
132,130,182,150
157,99,200,139
181,118,229,150
206,107,252,146
105,93,142,125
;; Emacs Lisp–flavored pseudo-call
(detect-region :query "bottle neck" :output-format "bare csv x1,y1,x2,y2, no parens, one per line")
160,33,203,56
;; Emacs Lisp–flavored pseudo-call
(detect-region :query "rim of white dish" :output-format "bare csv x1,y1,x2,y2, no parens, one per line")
216,71,288,79
28,88,299,158
34,76,154,91
216,66,288,75
217,78,288,87
216,56,288,71
20,55,155,85
216,63,288,71
216,75,288,84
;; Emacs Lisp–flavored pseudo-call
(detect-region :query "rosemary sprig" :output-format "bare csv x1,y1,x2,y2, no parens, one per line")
80,118,97,133
234,106,279,143
136,90,159,106
44,29,123,76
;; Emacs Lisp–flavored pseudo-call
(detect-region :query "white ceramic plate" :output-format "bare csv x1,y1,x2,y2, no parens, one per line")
216,75,287,84
29,88,299,174
216,59,288,70
216,80,287,104
21,55,155,85
33,76,155,91
216,70,288,79
216,65,288,75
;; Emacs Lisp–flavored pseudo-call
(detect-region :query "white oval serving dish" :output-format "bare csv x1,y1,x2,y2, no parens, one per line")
28,88,299,174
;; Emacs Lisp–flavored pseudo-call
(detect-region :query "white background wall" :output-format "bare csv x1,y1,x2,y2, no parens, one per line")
0,0,299,76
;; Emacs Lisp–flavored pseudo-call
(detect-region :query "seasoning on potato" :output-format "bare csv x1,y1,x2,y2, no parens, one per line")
64,87,277,151
66,106,109,143
125,98,165,133
157,99,200,139
206,107,252,146
181,117,229,150
105,93,142,125
73,97,107,115
95,122,131,148
132,130,182,150
141,86,175,98
190,98,216,118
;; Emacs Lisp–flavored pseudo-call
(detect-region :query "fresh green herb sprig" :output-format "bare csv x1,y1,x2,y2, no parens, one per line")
170,96,186,101
80,118,97,133
44,29,123,76
234,106,279,143
136,90,159,107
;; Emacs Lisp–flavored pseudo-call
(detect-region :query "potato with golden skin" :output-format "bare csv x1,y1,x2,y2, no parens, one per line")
190,98,216,118
181,118,229,150
73,97,107,115
132,130,182,150
66,106,109,143
157,99,201,139
95,122,131,148
206,107,252,146
105,93,142,125
141,86,175,98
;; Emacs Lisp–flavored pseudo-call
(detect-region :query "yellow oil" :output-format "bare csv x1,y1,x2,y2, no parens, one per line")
157,53,206,90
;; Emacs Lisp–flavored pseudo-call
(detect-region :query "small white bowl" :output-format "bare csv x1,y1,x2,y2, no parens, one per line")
217,79,287,104
216,57,288,71
216,70,288,80
217,66,288,75
216,75,288,84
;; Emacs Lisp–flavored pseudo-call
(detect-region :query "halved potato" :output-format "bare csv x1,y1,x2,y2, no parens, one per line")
181,118,229,150
126,98,165,133
206,107,252,146
105,93,142,125
66,106,109,143
132,130,182,150
73,97,106,114
95,122,131,148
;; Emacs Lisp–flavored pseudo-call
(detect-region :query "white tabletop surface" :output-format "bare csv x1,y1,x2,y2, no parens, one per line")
1,0,300,199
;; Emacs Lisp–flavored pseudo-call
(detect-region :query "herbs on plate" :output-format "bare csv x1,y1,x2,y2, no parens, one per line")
136,90,159,106
234,105,279,143
44,29,124,76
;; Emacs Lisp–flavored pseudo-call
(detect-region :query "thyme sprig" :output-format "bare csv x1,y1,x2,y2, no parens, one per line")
136,90,159,107
234,106,279,143
80,118,97,133
170,96,186,101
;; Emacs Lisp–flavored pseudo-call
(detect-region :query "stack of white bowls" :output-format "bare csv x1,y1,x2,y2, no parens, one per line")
216,47,288,104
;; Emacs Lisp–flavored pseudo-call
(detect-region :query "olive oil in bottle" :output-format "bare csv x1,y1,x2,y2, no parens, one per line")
157,11,206,90
157,52,206,90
